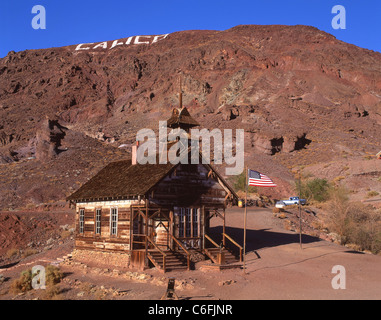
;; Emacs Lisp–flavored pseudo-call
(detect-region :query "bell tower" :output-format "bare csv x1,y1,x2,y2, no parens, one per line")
166,78,200,134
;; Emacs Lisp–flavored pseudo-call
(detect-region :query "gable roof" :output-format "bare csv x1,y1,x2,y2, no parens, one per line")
66,152,238,202
67,154,238,203
67,160,175,202
167,107,200,128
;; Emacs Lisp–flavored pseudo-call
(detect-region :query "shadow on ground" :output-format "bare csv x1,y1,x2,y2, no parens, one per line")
209,226,322,252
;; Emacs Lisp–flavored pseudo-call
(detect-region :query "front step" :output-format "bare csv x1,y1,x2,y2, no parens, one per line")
147,250,188,273
203,247,241,265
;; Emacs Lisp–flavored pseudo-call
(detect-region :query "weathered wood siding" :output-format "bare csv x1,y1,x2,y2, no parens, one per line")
148,164,229,248
74,164,232,253
75,200,139,252
149,164,229,208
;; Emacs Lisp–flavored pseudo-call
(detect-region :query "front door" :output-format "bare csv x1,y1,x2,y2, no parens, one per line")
175,207,200,249
154,220,169,249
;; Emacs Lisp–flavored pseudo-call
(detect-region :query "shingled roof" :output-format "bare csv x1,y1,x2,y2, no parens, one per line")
67,160,175,202
67,154,238,203
167,107,200,129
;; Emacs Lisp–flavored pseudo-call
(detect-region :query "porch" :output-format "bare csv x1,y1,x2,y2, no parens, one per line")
129,204,243,273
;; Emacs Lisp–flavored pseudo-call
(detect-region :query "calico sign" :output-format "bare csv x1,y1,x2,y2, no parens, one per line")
75,33,170,51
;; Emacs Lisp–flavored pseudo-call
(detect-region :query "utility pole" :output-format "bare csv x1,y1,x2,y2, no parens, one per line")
298,173,302,249
243,165,248,273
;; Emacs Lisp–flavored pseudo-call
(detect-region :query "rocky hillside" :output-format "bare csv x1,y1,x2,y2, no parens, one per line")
0,25,380,209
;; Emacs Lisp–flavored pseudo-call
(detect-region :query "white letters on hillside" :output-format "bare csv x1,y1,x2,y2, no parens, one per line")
75,33,169,51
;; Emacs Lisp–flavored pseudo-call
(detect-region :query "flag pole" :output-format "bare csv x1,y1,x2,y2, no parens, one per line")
243,165,248,273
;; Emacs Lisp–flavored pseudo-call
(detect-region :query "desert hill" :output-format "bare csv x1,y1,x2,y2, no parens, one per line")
0,24,380,210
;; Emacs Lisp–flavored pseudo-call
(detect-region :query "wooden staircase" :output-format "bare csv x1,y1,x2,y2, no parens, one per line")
203,247,240,265
202,233,243,269
147,250,189,273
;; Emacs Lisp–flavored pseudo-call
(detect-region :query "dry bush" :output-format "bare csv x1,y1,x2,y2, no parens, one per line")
10,269,32,294
6,248,20,260
366,191,379,198
10,265,63,296
45,265,63,286
272,207,281,214
325,187,381,254
333,176,345,184
40,285,62,300
22,248,38,259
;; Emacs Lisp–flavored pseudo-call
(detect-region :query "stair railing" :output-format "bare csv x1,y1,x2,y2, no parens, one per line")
168,234,191,270
204,234,219,248
222,232,243,262
147,236,167,271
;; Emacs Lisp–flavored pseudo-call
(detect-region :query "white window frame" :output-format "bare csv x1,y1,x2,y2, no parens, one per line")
79,209,85,234
110,207,118,236
95,208,101,235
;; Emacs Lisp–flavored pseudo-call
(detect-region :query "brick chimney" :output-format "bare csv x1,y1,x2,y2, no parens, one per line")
131,141,139,165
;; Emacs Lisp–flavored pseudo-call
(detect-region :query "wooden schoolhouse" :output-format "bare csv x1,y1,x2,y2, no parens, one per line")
67,103,241,272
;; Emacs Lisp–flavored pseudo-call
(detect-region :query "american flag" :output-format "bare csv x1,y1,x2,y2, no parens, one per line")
248,169,277,187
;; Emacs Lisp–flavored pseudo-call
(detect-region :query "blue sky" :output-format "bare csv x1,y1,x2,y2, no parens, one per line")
1,0,380,57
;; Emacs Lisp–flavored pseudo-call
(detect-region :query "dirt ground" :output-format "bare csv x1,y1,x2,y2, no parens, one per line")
0,207,380,300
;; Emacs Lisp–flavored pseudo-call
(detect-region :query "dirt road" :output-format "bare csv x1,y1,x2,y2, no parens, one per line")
202,207,381,299
1,207,380,300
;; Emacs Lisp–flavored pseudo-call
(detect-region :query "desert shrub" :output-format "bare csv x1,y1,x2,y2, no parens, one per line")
325,187,381,254
6,248,20,260
231,171,257,193
10,269,32,294
366,191,379,198
41,285,62,300
272,207,281,214
296,178,330,203
45,265,63,286
22,248,38,259
333,176,345,183
10,265,63,296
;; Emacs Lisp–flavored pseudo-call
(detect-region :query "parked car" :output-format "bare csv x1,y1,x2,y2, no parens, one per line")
275,201,285,209
282,196,306,206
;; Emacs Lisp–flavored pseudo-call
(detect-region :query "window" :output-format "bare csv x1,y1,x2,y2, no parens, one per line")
186,209,192,237
192,208,198,237
177,208,199,238
110,208,118,236
79,209,84,234
179,208,185,238
95,209,101,235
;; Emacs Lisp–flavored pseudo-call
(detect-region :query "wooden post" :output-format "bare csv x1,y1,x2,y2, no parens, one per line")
202,205,205,250
222,207,226,246
243,165,248,273
170,210,174,250
298,174,302,249
130,206,133,251
145,200,149,268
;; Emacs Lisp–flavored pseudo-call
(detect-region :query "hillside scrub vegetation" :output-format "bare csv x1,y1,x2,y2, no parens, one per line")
295,178,331,203
9,265,63,295
231,171,257,193
324,187,381,254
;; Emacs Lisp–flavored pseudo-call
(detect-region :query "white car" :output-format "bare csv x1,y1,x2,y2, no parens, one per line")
275,201,285,209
